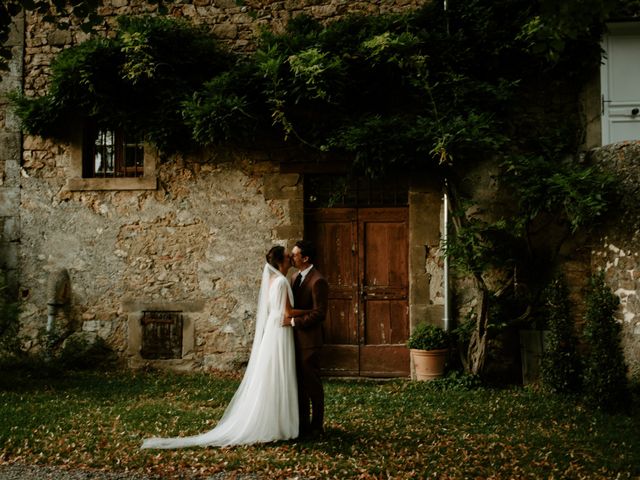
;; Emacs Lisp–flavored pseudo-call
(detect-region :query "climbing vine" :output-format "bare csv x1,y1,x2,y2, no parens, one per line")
10,0,631,375
11,15,233,153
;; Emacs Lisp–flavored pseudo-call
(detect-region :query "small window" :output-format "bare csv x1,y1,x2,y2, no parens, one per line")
66,122,157,191
83,126,145,178
140,311,184,360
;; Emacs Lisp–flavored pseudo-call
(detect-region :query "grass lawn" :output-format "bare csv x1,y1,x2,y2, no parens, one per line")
0,369,638,479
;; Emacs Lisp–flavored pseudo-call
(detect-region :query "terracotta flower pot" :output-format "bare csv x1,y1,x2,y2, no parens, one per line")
411,348,448,380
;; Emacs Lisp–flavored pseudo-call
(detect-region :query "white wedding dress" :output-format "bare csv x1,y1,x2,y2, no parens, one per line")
141,264,299,448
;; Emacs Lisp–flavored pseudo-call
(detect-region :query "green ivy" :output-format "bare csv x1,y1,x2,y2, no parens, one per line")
0,271,20,360
501,155,616,233
9,3,627,375
11,15,232,153
540,275,582,393
582,272,630,412
183,69,259,146
12,2,612,164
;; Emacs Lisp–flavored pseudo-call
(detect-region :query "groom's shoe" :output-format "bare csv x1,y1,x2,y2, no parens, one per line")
298,426,323,440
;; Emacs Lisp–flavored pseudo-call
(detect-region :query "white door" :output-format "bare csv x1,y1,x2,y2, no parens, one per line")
601,22,640,145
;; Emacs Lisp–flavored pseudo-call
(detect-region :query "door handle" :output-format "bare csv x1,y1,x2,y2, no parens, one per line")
632,107,639,116
602,95,610,114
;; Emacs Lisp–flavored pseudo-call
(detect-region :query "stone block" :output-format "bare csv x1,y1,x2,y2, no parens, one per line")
0,61,21,95
311,5,338,17
274,224,303,240
409,189,441,247
3,105,23,131
126,312,143,357
425,305,445,328
288,198,304,225
0,188,20,216
3,160,20,187
0,241,19,270
47,30,72,47
284,0,306,9
3,216,20,242
0,134,20,162
214,0,238,7
212,23,238,39
31,53,51,67
409,304,445,330
262,173,301,200
121,299,205,313
4,13,24,48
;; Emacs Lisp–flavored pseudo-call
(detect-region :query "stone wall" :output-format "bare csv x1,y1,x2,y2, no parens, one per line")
22,0,427,97
590,142,640,380
0,12,23,294
19,135,302,370
11,0,429,371
12,1,637,379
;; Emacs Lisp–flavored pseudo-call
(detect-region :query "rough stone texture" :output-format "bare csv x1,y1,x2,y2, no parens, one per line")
10,0,427,371
590,141,640,381
17,145,296,370
0,12,24,293
21,0,428,97
11,0,636,381
408,180,444,331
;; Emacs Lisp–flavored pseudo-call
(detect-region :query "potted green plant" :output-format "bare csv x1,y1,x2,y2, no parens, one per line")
407,323,449,380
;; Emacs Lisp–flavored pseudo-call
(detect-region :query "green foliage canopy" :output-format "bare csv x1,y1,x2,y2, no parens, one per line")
11,15,232,153
7,3,626,369
10,0,612,164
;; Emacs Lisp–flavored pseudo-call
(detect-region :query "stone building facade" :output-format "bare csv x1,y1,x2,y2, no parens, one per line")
0,12,22,296
1,1,638,380
3,0,442,374
590,142,640,379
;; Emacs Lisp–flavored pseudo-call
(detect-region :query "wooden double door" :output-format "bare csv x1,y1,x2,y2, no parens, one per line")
306,207,410,377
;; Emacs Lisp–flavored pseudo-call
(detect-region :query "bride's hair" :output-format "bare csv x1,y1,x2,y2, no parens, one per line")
266,245,286,269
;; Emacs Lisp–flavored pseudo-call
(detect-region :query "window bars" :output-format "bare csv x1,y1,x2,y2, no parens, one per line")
83,127,144,178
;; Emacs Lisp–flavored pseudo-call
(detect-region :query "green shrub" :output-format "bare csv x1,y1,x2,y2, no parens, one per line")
582,272,630,412
57,333,118,371
407,323,449,350
0,272,20,361
0,352,64,381
540,274,582,393
426,370,483,391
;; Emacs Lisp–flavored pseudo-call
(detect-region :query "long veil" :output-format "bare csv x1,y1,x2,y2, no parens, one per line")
141,263,296,449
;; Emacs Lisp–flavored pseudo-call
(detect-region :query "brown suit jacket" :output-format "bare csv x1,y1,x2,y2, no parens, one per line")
291,267,328,349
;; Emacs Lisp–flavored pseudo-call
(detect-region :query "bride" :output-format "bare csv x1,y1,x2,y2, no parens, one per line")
141,246,303,448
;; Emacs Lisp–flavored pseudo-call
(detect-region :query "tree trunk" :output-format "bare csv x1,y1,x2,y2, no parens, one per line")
446,184,492,376
467,279,490,375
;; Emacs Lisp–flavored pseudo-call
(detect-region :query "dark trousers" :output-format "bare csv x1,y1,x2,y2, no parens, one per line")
296,347,324,433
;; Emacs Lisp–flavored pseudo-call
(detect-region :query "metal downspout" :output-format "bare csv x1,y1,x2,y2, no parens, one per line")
443,187,450,332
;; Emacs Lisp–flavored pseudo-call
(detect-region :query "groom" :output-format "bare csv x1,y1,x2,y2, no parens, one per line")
283,240,328,438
